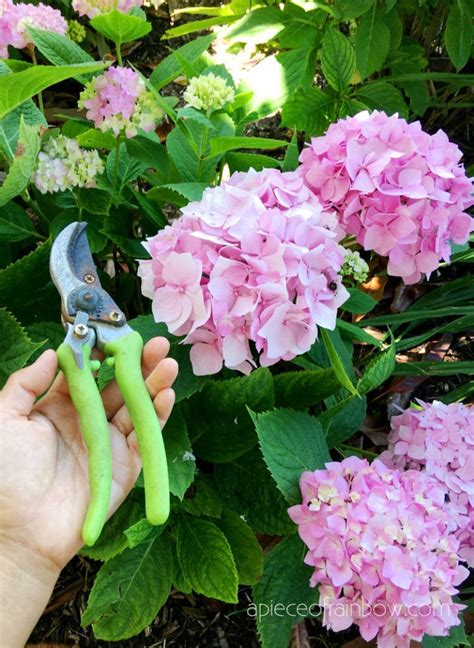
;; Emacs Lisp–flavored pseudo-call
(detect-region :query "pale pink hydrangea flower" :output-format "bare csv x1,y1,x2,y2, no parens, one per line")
138,168,350,375
72,0,143,19
0,0,66,57
289,457,469,647
382,400,474,568
299,110,474,284
78,66,162,138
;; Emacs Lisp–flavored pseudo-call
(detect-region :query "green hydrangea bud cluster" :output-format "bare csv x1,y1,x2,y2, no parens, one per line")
67,19,86,43
341,250,370,284
183,72,235,113
32,135,104,194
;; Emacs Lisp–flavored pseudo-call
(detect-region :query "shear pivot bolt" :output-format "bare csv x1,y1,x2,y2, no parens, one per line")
74,323,89,338
84,274,95,284
109,310,123,322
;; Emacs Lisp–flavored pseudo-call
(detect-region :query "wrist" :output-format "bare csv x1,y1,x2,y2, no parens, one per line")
0,537,60,647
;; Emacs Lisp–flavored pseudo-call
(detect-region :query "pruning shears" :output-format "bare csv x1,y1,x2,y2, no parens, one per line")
50,222,169,546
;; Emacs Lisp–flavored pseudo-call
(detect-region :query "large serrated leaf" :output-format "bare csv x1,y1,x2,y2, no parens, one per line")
0,202,39,242
251,408,331,504
357,343,396,394
162,407,195,500
180,473,222,518
321,328,358,395
273,368,338,409
0,308,45,387
355,4,390,79
216,508,263,586
319,394,367,447
281,87,335,135
356,81,409,118
215,448,296,535
91,10,151,45
224,6,287,44
150,34,214,90
189,367,274,462
0,118,40,207
0,62,106,119
253,535,318,648
82,531,173,640
320,27,355,92
175,515,238,603
28,28,94,71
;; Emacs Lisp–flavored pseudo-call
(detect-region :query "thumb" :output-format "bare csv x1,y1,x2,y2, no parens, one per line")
0,349,58,417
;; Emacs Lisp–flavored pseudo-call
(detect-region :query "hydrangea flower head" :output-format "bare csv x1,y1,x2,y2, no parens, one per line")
183,72,235,113
0,0,66,56
289,457,469,647
138,168,350,375
79,66,163,138
382,400,474,567
341,250,369,283
72,0,143,19
299,111,474,284
32,135,104,194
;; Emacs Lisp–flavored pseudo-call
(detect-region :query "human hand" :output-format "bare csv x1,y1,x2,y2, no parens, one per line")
0,337,177,567
0,338,177,647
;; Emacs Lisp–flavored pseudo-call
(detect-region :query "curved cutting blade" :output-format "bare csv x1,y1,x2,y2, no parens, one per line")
50,222,126,329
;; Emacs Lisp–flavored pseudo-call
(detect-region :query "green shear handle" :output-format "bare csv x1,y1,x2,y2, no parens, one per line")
57,331,170,546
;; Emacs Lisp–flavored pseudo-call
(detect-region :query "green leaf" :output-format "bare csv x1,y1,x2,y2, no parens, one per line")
281,87,335,135
273,368,339,409
76,188,111,216
226,152,280,172
320,328,358,395
216,509,263,586
320,394,367,448
357,343,396,394
244,49,314,119
180,473,222,518
337,319,382,348
342,288,378,314
0,202,38,242
28,28,94,73
393,361,474,377
150,34,214,90
101,208,149,259
0,118,40,207
385,8,403,52
253,535,317,648
80,495,144,561
91,10,151,45
225,7,287,44
252,408,331,504
281,131,299,172
0,308,45,387
163,407,195,501
355,4,390,79
166,123,218,183
356,81,409,118
189,367,274,462
208,136,288,158
106,143,147,191
175,515,238,603
163,15,240,40
124,518,157,549
147,182,207,205
320,27,355,92
76,129,116,149
215,448,296,535
125,135,169,174
445,0,472,70
334,0,374,19
0,239,54,320
0,63,106,119
82,531,173,640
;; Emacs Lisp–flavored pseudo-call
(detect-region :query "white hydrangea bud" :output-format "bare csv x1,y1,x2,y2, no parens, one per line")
183,72,235,113
341,250,369,284
32,135,104,194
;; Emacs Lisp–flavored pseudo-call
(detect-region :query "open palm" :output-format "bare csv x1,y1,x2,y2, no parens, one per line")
0,338,177,570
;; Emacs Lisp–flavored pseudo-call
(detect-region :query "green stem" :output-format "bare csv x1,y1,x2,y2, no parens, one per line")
30,49,44,115
115,41,123,66
22,190,48,237
112,133,121,191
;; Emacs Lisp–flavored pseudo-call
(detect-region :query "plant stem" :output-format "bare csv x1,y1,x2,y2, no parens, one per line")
112,133,121,191
116,42,123,66
30,49,44,115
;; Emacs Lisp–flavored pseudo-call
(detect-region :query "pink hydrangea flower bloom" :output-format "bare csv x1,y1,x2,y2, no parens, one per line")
78,66,163,138
382,400,474,567
299,110,474,284
289,457,469,647
138,168,350,375
0,0,66,56
72,0,143,19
